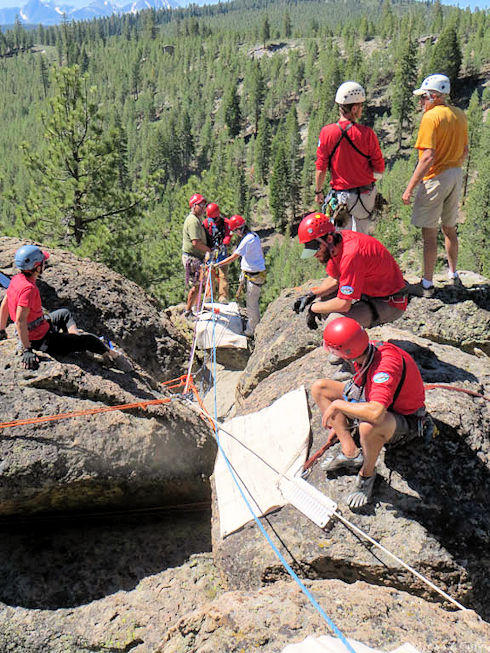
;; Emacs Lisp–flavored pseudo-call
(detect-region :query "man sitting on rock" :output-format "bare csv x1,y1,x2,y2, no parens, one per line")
311,317,427,508
0,245,125,371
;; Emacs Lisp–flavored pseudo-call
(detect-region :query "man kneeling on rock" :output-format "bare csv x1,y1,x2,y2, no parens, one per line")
311,317,427,508
294,212,407,379
0,245,125,371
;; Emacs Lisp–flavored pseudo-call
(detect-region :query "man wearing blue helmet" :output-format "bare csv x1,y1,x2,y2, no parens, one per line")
0,245,125,371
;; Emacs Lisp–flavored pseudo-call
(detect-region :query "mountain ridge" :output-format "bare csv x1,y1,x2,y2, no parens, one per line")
0,0,184,26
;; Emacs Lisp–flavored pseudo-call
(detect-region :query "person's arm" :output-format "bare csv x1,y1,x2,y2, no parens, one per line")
191,238,211,254
315,169,327,204
369,132,385,173
0,295,9,333
402,148,435,204
323,399,387,429
216,251,240,267
312,276,339,298
311,296,352,315
15,305,32,350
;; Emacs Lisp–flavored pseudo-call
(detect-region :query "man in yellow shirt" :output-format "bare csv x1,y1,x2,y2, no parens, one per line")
402,74,468,296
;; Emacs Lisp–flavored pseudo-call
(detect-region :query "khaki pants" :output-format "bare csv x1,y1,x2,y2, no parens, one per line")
411,167,462,228
325,298,404,329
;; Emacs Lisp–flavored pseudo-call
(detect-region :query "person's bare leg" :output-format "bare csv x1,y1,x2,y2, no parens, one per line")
311,378,358,457
441,224,459,274
186,285,197,312
358,413,397,477
421,227,438,282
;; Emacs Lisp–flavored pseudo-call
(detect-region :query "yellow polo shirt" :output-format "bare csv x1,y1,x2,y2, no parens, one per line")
415,104,468,180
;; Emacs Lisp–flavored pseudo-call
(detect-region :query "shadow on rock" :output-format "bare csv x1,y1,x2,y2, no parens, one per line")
0,509,211,610
383,417,490,620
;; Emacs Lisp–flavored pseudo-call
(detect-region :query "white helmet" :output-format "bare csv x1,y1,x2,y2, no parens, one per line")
413,74,450,96
335,81,366,105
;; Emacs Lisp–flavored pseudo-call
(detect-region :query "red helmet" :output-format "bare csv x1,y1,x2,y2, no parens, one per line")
323,317,369,360
206,202,220,219
228,214,245,231
298,213,334,243
189,193,205,208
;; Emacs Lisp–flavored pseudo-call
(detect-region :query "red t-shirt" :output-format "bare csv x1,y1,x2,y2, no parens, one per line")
326,231,407,311
316,120,385,190
7,273,49,341
354,342,425,415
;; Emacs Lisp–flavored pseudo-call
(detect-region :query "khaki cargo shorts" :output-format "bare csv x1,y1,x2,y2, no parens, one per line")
411,167,462,229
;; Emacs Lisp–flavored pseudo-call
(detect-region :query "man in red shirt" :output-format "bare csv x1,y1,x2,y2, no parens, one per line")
0,245,125,371
203,202,232,303
311,317,427,508
315,81,384,234
294,213,407,332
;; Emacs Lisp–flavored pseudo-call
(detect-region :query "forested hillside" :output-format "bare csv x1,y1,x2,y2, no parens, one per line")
0,0,488,307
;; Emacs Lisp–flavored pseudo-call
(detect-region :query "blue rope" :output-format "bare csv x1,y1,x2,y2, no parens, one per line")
207,277,356,653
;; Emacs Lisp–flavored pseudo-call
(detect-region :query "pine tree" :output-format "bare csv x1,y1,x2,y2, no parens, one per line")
430,25,462,89
269,139,290,231
284,105,302,220
223,81,241,137
462,90,482,202
391,35,418,149
261,14,270,48
21,66,147,247
255,111,271,184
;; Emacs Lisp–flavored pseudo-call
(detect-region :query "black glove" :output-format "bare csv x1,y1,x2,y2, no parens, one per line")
21,348,39,370
0,329,6,341
293,292,315,314
306,306,320,330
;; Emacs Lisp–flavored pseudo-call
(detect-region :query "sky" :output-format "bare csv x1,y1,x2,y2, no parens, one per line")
0,0,488,10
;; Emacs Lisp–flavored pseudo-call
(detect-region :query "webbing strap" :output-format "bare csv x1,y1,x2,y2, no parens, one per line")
328,122,371,171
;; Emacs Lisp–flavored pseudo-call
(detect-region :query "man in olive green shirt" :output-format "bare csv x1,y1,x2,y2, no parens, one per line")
182,193,211,316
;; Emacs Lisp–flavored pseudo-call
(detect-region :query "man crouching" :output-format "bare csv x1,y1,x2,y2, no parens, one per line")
311,317,427,508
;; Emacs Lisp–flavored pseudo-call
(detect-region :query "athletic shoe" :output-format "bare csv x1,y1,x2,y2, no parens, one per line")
345,471,377,508
321,449,363,472
449,275,464,288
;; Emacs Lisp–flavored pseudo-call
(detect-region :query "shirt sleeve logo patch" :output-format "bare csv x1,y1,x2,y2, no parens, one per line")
340,285,354,295
373,372,390,384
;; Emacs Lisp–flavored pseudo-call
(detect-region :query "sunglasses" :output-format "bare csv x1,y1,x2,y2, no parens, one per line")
303,237,328,252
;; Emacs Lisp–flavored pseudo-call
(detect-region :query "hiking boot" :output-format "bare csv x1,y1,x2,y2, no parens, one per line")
321,448,363,473
406,281,434,298
345,471,377,508
103,350,133,372
184,310,197,321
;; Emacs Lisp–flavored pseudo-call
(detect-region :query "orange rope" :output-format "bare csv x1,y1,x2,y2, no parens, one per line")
424,383,490,402
0,375,195,431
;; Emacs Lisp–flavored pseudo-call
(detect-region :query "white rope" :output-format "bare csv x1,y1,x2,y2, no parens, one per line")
333,511,467,611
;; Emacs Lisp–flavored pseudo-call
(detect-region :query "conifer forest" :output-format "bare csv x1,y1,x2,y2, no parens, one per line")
0,0,489,307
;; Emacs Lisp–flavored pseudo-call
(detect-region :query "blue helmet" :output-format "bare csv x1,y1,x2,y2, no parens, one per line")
14,245,50,271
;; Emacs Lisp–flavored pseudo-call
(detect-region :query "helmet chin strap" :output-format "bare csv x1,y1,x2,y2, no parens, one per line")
353,343,376,383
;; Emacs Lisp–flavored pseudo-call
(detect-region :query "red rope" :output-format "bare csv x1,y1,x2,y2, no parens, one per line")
424,383,490,402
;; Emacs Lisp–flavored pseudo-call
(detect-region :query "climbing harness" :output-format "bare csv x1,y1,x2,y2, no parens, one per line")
327,122,371,172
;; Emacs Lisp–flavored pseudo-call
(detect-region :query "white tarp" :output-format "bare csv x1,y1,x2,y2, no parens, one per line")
215,386,310,538
281,636,421,653
195,301,248,350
